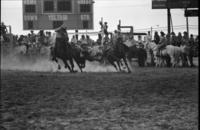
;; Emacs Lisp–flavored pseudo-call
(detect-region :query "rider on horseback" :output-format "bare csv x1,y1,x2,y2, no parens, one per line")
51,26,69,60
157,31,167,56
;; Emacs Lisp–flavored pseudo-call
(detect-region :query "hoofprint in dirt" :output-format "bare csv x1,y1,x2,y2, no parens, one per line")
1,68,198,130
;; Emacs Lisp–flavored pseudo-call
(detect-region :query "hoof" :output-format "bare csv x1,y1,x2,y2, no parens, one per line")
71,70,78,73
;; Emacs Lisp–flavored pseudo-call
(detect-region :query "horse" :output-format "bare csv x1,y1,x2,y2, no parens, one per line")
144,42,182,67
50,32,76,72
103,37,132,73
50,42,87,72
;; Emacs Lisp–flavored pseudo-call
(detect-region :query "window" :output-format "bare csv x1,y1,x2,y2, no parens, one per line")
25,5,36,13
53,21,63,29
57,0,71,12
27,21,34,29
82,20,89,29
80,4,91,13
44,1,54,12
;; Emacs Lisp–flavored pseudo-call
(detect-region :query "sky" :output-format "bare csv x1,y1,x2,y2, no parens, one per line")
1,0,199,36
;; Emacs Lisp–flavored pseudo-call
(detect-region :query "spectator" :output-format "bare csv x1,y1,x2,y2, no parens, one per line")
96,33,102,45
189,34,195,47
170,32,177,46
0,22,7,35
176,32,182,47
137,35,144,48
154,31,160,45
71,35,78,45
144,31,152,44
182,31,189,46
0,22,9,42
30,30,36,44
80,35,87,45
157,31,167,55
103,22,108,36
86,35,93,46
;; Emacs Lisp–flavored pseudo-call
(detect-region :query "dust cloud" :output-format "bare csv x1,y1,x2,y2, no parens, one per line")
1,46,117,72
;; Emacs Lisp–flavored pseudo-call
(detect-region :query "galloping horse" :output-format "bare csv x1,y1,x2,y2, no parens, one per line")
103,37,132,72
50,42,86,72
50,28,76,72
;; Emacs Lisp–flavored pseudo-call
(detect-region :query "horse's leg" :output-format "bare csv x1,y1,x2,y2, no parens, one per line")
62,59,72,72
77,63,83,72
181,53,187,67
68,58,76,72
75,60,83,72
52,57,61,70
166,56,171,67
123,57,131,73
116,61,122,71
188,51,194,67
108,59,118,72
171,56,176,68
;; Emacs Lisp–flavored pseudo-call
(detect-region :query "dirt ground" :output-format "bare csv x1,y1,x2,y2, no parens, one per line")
1,66,199,130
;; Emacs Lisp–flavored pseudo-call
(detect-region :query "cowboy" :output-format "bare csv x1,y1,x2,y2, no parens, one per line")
144,31,152,44
157,31,167,56
52,26,69,58
170,32,177,46
137,35,144,48
30,30,36,45
71,35,78,45
79,35,88,51
154,31,160,45
112,30,118,43
96,33,102,45
189,34,195,47
103,34,110,45
182,31,189,46
86,35,93,46
124,34,137,48
80,35,87,45
176,32,183,47
103,22,108,36
37,30,46,47
99,21,104,45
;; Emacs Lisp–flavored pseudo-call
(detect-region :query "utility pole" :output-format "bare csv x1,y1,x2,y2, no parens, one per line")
167,8,171,35
170,13,173,33
185,8,189,36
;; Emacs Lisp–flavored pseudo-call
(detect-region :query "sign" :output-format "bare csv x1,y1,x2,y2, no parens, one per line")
185,10,199,17
77,0,93,4
48,15,68,21
23,0,94,30
23,0,36,4
152,0,199,9
80,15,90,20
152,0,167,9
24,15,38,21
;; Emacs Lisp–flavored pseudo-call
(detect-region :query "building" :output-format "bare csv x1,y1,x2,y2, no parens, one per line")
22,0,94,30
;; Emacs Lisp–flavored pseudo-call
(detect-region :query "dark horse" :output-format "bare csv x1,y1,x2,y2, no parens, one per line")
50,43,86,72
50,28,86,72
103,37,132,73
